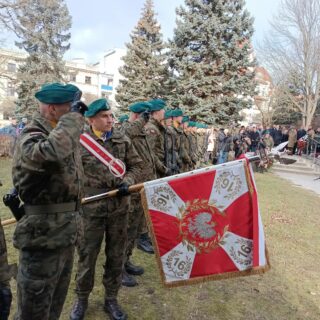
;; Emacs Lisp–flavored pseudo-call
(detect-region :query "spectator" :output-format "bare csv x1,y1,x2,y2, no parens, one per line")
287,126,297,155
248,125,260,152
217,128,228,164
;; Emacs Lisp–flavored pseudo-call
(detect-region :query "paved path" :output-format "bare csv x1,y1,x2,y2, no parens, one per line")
273,171,320,196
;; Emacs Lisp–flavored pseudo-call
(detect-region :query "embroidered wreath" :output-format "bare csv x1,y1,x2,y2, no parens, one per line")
177,199,229,254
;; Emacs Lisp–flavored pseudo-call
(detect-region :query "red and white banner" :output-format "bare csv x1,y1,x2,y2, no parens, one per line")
141,159,270,287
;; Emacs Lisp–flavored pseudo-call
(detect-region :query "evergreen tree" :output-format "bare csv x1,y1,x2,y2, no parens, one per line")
9,0,71,118
115,0,169,112
167,0,256,124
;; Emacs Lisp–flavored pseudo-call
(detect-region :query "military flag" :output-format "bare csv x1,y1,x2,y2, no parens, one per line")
141,159,270,287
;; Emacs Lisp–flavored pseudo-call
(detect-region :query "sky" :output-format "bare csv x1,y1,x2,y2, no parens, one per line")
4,0,281,63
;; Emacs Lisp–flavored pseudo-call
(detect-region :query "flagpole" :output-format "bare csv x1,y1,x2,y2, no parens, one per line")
1,152,292,227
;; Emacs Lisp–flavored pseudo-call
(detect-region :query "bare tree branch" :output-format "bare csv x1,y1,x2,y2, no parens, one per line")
258,0,320,128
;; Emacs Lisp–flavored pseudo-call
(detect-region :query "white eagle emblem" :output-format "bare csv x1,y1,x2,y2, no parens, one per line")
188,212,216,239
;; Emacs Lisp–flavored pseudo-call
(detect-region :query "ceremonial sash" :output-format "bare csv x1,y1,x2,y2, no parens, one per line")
80,133,126,178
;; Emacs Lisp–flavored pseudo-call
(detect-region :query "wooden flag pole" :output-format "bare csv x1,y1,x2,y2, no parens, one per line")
1,152,294,227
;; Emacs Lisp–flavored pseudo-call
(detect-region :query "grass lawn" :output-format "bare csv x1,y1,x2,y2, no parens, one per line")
1,158,319,320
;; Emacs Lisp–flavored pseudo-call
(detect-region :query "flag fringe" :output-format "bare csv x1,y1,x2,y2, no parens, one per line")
141,188,271,288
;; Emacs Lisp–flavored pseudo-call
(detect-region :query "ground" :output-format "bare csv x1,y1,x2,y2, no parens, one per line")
1,158,319,320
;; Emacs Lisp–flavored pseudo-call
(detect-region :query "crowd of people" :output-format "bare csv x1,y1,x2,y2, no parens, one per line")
1,81,320,320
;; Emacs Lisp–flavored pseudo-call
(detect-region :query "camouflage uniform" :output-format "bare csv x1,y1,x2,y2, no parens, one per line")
145,119,167,178
173,126,192,173
186,131,197,170
164,126,179,175
74,126,142,300
12,111,85,320
0,218,17,320
121,118,156,261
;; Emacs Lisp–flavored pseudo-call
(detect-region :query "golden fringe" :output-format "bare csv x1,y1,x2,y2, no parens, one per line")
140,187,271,288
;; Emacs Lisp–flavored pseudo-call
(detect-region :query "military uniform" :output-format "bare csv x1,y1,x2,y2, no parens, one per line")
145,118,167,178
72,99,142,320
122,112,156,270
12,83,85,320
0,218,16,320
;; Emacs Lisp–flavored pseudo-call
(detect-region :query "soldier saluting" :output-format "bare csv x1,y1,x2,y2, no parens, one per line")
11,83,87,320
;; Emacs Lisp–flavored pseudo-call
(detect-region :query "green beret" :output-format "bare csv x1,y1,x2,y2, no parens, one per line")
35,82,79,104
85,98,110,118
182,116,189,123
171,108,183,117
148,99,166,111
119,114,129,123
164,110,173,119
129,101,151,113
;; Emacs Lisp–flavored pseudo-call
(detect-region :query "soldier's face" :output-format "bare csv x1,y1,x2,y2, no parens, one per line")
174,116,183,123
89,110,114,132
152,109,165,121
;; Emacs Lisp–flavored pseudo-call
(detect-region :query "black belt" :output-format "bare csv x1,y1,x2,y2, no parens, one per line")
24,202,80,215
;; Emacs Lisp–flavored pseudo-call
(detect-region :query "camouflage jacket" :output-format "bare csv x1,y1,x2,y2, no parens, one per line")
12,111,85,250
180,130,193,171
81,126,143,217
145,119,167,178
81,126,142,190
121,118,156,183
164,126,179,174
187,132,198,164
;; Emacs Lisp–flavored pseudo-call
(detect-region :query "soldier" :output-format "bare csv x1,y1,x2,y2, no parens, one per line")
70,99,142,320
121,101,156,286
186,122,198,169
118,114,129,127
163,110,179,175
11,83,86,320
0,179,17,320
180,116,194,172
171,108,186,173
144,99,170,178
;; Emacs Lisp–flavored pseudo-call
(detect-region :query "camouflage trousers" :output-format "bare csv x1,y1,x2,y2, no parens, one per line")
0,220,17,286
14,245,74,320
75,206,128,299
126,193,146,260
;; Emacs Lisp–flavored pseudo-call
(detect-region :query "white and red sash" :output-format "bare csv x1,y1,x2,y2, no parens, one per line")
80,132,126,178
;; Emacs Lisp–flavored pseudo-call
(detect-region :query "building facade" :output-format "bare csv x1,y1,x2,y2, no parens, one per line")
0,47,126,119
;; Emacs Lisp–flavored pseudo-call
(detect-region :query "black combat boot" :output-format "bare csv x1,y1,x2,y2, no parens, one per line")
121,269,138,287
137,232,154,254
70,298,88,320
0,287,12,320
125,260,144,276
104,298,128,320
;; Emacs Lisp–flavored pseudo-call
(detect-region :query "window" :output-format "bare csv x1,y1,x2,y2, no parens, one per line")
85,76,91,84
70,74,76,82
7,83,15,96
101,92,111,98
7,63,16,73
107,78,113,87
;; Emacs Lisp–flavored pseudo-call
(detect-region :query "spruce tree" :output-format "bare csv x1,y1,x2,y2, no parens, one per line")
167,0,256,124
115,0,169,112
9,0,71,118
